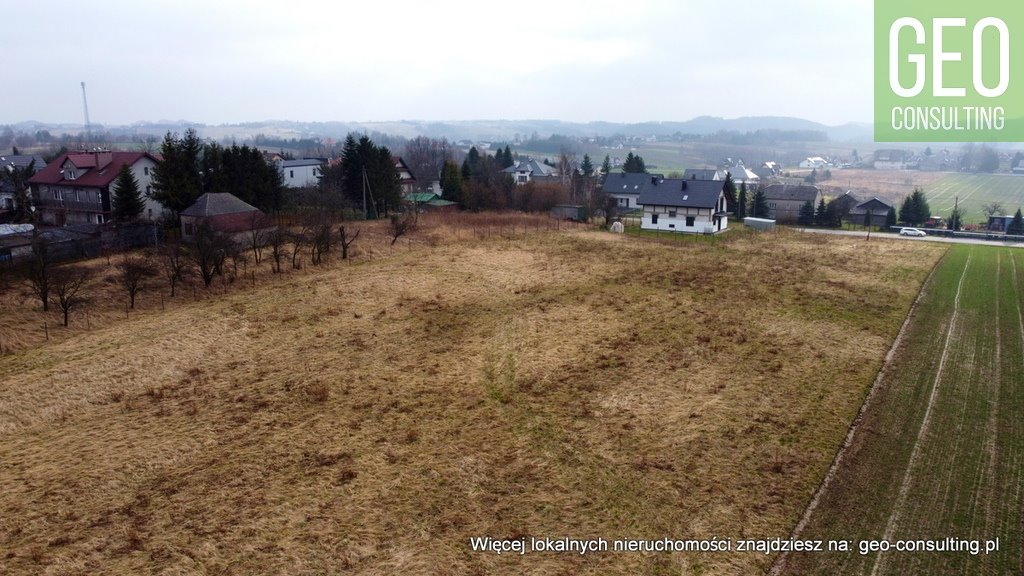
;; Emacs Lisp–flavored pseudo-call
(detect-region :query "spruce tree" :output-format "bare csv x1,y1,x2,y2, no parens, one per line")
150,129,204,214
581,154,594,177
947,207,962,231
737,182,747,219
750,186,769,218
600,154,611,175
814,198,829,226
1007,209,1024,235
440,160,464,206
899,195,913,224
886,207,897,229
798,200,815,226
112,164,145,222
723,174,736,212
503,145,514,169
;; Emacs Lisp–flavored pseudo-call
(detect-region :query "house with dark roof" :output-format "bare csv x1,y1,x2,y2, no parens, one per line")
638,179,729,234
682,168,724,181
1,154,46,212
180,193,274,243
848,198,894,228
28,150,168,226
394,157,418,195
278,158,324,188
762,184,822,224
600,172,665,210
502,158,559,186
831,191,862,219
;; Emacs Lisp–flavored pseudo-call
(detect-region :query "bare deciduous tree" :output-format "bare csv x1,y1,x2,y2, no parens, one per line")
50,266,90,327
247,211,272,265
117,253,157,309
159,242,191,297
191,223,231,288
267,228,286,273
22,233,54,311
289,230,307,270
339,225,360,260
389,213,416,246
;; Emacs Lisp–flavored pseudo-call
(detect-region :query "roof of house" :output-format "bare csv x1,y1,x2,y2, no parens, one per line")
682,168,721,181
0,154,46,171
762,184,821,203
181,193,261,217
404,192,439,203
28,151,158,188
502,158,558,176
849,197,894,214
833,191,861,206
279,158,323,168
393,157,416,179
638,178,724,209
600,172,666,195
727,166,760,181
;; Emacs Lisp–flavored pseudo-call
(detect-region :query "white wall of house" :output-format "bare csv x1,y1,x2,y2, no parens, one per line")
640,205,727,234
610,193,640,209
131,156,171,222
281,164,320,188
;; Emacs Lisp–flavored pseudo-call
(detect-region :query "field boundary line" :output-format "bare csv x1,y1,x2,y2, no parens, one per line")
767,250,949,576
869,249,973,576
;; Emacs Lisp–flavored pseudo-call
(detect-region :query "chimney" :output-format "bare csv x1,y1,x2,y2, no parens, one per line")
681,181,688,191
93,150,112,169
651,176,658,185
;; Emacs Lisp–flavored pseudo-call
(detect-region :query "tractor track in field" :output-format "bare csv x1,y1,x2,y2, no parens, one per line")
1010,252,1024,576
767,252,948,576
868,250,973,576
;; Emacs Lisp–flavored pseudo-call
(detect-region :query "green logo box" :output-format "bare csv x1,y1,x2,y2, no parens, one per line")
875,0,1023,141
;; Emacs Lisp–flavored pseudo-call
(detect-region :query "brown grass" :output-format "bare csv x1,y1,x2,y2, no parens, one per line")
790,169,948,205
0,221,943,575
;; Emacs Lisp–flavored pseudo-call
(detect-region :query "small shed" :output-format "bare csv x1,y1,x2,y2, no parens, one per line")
550,204,586,221
743,217,776,231
180,193,274,243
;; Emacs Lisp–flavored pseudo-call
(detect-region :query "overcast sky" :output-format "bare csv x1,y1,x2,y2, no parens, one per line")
3,0,873,126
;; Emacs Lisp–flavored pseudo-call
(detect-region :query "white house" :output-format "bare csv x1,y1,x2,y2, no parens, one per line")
502,158,559,185
873,150,911,170
727,164,760,189
600,172,665,210
799,157,828,169
638,179,729,234
278,159,323,188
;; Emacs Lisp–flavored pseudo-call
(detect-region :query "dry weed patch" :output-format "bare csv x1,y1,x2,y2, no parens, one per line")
0,226,942,574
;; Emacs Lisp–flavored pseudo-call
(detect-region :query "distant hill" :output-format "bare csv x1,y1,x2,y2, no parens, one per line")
3,116,875,143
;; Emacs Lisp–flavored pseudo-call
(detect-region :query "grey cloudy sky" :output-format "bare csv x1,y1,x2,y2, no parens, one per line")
3,0,873,126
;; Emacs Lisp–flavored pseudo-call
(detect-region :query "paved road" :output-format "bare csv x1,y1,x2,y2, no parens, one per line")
795,227,1024,248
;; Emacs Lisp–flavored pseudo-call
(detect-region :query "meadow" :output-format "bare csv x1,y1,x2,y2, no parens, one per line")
0,223,943,575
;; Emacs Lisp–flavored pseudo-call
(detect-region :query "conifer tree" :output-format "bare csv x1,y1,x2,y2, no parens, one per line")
798,200,815,226
111,164,145,222
1007,208,1024,235
600,154,611,175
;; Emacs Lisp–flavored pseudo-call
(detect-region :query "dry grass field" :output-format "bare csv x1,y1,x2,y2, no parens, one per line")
0,222,943,575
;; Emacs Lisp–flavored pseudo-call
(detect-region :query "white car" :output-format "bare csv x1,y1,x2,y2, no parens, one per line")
899,228,927,237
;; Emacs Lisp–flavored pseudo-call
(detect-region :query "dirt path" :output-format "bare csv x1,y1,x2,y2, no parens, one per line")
868,250,973,576
767,252,948,576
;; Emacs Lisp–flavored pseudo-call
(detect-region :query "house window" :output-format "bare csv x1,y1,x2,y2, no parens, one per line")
651,214,659,224
669,210,677,217
686,216,695,227
96,214,104,224
144,167,149,176
669,224,675,229
67,169,76,180
518,175,528,183
290,170,295,178
146,185,151,195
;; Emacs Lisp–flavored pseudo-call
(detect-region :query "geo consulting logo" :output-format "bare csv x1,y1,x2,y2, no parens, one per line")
875,0,1023,141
